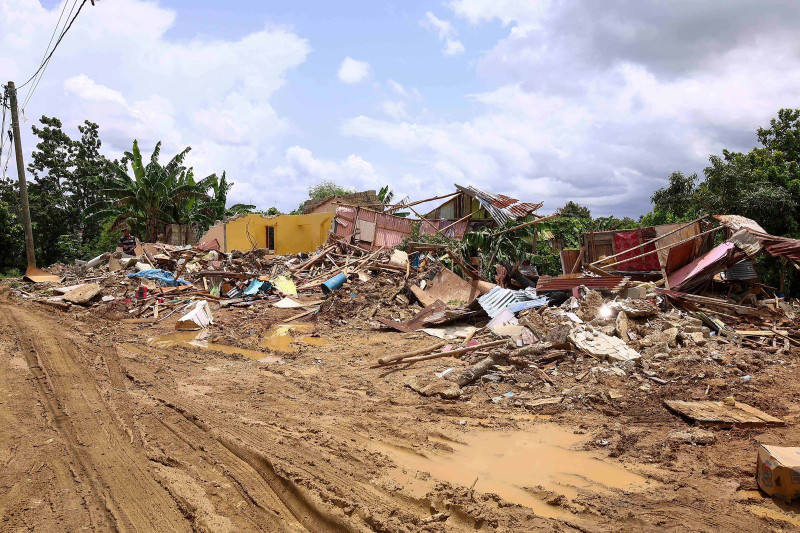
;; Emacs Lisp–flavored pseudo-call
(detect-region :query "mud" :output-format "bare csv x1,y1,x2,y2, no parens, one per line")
2,295,800,532
371,425,649,519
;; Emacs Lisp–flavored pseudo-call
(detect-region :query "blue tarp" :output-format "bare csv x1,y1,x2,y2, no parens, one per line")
507,297,549,313
128,269,190,286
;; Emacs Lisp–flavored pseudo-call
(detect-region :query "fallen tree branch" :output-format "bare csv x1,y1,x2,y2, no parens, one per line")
376,339,509,367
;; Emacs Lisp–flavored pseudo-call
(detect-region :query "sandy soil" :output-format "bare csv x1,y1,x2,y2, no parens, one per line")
2,293,800,532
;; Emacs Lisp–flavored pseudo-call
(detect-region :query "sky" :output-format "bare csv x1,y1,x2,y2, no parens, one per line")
2,0,799,217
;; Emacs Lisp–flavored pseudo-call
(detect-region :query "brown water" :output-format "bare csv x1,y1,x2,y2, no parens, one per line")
261,324,328,352
374,425,649,519
149,331,283,363
749,505,800,528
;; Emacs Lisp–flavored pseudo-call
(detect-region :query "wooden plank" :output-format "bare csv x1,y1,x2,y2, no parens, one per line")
664,400,784,427
735,330,788,336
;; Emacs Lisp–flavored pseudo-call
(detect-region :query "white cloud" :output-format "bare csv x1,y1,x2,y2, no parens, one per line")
337,56,370,84
420,11,464,57
1,0,309,211
380,100,408,120
267,146,385,207
386,79,422,101
422,12,457,40
443,39,465,57
63,75,126,105
341,0,800,217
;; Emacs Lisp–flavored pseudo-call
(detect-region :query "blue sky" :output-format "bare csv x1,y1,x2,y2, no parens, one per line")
6,0,800,217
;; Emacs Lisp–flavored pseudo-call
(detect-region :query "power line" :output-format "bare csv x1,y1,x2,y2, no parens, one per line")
1,132,12,182
21,0,76,111
17,0,89,90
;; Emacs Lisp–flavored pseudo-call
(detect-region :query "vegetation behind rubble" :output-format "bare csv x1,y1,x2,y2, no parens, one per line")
0,116,233,273
642,108,800,293
87,140,226,242
2,108,800,294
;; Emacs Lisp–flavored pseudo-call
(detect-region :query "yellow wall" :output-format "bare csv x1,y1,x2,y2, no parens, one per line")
222,213,332,254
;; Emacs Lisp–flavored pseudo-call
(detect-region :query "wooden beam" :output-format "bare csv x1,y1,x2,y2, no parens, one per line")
438,208,480,235
376,339,509,367
492,213,560,237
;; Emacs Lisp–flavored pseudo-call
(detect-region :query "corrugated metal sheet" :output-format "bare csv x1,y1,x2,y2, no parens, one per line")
536,276,629,293
560,248,581,274
454,184,542,225
478,287,528,318
333,206,468,250
725,260,757,281
728,228,763,257
750,232,800,262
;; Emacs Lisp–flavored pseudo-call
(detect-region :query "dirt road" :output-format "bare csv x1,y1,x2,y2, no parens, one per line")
1,299,799,532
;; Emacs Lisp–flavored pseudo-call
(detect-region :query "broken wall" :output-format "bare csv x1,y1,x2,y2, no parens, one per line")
202,213,333,254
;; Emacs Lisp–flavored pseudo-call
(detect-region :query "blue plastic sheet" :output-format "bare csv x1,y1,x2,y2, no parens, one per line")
243,279,264,295
128,269,189,286
507,297,549,313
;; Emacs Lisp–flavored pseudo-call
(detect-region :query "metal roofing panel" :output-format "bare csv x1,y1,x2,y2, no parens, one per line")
454,184,542,225
536,276,628,293
478,286,526,318
725,260,757,281
714,214,767,234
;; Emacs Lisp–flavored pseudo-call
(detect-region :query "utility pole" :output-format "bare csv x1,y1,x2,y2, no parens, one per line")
6,81,36,267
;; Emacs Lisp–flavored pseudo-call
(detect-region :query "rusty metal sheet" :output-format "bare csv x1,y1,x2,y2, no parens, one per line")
419,219,469,239
560,248,580,274
334,205,467,250
536,275,628,293
454,184,542,225
377,300,447,332
424,268,482,307
714,214,767,234
750,232,800,262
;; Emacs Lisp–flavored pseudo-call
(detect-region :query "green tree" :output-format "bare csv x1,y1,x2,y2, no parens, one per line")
378,185,394,204
0,199,24,273
556,201,591,220
308,181,355,199
89,140,216,242
22,116,115,266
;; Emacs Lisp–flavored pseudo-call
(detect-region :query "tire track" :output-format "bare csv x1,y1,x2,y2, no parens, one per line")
156,396,355,533
4,304,192,533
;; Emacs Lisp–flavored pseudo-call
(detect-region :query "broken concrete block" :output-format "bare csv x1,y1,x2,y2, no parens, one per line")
666,427,716,445
404,375,461,399
622,285,647,300
569,325,641,363
680,331,707,346
63,283,103,305
640,327,679,349
616,311,630,341
609,298,659,317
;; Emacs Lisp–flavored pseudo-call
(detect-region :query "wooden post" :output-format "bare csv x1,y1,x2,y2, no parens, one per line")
6,81,36,267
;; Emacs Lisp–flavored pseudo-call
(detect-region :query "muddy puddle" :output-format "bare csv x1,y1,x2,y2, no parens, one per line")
261,324,329,352
149,331,283,363
374,424,650,519
749,505,800,528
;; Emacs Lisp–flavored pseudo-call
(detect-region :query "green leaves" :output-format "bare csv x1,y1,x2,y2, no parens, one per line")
87,140,227,242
